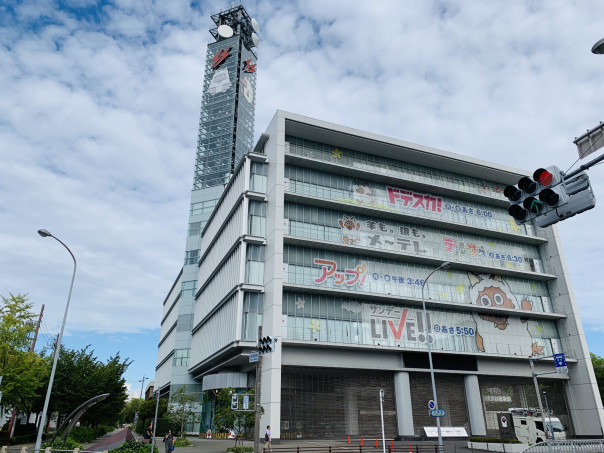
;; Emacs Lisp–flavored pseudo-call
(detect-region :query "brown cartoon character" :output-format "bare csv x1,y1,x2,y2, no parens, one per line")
353,184,377,206
338,215,361,245
468,272,543,356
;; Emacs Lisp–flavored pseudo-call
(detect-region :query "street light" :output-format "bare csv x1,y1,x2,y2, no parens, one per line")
34,229,77,453
592,37,604,54
421,261,451,451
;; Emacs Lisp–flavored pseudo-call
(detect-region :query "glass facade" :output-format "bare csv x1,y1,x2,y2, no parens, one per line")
285,202,543,272
281,292,560,357
285,165,529,235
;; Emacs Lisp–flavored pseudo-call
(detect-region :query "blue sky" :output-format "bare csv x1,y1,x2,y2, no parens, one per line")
2,0,604,397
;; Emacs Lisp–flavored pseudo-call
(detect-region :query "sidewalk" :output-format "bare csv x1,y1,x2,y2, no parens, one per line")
6,433,474,453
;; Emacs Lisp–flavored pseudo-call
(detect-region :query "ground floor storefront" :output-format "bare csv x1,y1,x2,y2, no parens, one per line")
278,367,570,439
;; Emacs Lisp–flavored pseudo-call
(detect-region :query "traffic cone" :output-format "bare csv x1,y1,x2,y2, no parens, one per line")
391,440,394,452
348,435,351,444
376,438,379,448
361,437,364,446
409,444,413,453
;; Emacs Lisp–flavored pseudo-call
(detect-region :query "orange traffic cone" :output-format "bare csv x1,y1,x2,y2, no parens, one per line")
348,435,351,444
361,437,364,446
391,440,394,452
409,444,413,453
376,439,379,448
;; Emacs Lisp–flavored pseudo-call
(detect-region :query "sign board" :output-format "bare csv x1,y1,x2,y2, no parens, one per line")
424,427,468,437
429,409,446,417
134,412,138,424
553,353,568,374
243,395,249,410
231,395,238,409
428,400,436,410
249,352,259,363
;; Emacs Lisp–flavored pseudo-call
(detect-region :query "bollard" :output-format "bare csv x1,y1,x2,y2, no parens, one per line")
20,447,28,453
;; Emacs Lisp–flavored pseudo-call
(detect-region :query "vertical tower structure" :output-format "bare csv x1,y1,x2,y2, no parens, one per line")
155,4,258,425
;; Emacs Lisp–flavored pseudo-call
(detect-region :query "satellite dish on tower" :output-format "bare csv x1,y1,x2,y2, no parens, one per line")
217,24,234,38
251,32,259,47
251,18,259,33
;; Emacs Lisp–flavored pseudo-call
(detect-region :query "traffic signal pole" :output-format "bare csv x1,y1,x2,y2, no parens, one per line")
564,151,604,180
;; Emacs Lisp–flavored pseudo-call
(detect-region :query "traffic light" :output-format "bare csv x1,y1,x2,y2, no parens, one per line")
504,166,596,228
535,171,596,228
231,394,238,409
258,335,278,355
505,166,564,224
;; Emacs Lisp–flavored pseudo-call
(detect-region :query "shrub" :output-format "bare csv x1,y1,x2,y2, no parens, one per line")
174,438,192,447
226,447,254,453
41,439,83,450
470,437,522,444
110,440,159,453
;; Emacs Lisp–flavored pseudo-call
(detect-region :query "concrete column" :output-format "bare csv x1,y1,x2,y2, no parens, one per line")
344,391,359,435
394,371,414,437
464,375,486,436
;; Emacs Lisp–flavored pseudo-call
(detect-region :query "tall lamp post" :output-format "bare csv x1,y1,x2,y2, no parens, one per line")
421,261,451,451
592,37,604,54
34,229,77,453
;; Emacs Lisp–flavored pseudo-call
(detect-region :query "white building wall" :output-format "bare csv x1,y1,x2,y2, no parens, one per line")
191,293,239,365
201,163,246,253
155,271,183,391
194,246,242,325
259,110,287,439
198,203,245,281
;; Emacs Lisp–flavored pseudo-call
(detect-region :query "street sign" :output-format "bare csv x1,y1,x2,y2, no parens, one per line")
231,395,239,409
243,395,249,410
429,409,446,417
553,353,568,374
428,400,436,410
249,352,259,363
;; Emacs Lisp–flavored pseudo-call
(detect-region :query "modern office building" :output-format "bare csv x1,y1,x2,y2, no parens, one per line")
177,110,604,440
156,5,604,442
154,3,258,431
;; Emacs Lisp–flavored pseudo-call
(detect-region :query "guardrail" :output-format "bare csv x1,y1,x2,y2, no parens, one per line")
522,440,604,453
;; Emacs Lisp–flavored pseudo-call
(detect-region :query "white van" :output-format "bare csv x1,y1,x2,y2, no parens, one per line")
498,408,566,445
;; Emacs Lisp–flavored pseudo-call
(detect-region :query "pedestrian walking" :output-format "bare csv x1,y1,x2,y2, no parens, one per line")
163,429,175,453
264,425,272,452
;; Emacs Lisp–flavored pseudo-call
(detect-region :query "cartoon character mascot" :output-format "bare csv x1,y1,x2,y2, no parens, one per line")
468,272,543,356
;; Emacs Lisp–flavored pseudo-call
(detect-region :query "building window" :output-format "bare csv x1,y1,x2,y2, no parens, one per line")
245,244,265,284
177,314,193,332
181,280,196,297
191,200,218,216
242,293,263,340
248,200,266,237
189,221,202,237
185,250,199,265
250,161,267,193
173,348,190,367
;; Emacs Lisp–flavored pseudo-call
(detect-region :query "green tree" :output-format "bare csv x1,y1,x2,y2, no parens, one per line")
167,386,200,437
49,345,131,427
591,353,604,404
213,387,260,438
0,294,49,412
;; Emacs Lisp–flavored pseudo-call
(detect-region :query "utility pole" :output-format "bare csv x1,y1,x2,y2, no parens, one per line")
254,326,262,453
6,305,44,445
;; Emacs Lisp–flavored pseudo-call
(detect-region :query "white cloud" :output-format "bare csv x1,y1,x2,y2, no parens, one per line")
2,0,604,359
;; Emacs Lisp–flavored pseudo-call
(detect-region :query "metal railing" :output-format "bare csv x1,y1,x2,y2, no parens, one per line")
523,440,604,453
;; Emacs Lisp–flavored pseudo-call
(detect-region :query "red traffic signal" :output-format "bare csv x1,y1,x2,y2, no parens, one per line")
533,168,554,187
